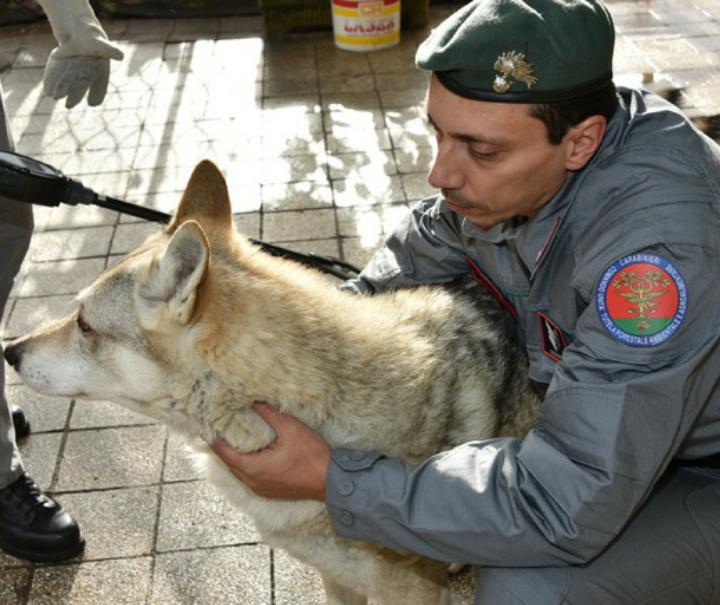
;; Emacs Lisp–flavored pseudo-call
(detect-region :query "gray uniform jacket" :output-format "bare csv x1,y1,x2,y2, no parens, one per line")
326,88,720,567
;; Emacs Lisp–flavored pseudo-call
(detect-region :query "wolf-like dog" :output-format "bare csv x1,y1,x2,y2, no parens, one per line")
4,160,540,605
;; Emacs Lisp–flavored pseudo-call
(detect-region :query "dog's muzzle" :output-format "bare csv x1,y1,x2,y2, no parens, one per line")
3,342,21,370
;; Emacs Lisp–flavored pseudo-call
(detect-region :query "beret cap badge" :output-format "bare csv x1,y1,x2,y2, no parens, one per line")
492,50,538,94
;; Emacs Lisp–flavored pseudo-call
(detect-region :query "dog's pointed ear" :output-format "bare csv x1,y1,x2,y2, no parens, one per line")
138,220,209,328
168,160,232,232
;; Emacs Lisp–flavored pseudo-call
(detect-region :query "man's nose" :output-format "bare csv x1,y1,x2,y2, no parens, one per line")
427,145,463,190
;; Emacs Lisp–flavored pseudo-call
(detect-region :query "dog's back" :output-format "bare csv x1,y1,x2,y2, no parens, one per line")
203,239,539,462
439,277,540,443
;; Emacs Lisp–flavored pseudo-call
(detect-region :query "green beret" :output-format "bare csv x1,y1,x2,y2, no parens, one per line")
416,0,615,103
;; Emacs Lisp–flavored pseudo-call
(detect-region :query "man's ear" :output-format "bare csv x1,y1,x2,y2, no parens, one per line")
168,160,233,233
137,220,209,328
564,115,607,171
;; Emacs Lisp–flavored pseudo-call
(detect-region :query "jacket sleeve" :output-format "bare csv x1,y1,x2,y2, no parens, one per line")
326,239,720,566
341,197,470,294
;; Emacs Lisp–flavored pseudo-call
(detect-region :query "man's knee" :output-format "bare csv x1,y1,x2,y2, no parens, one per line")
563,468,718,604
473,468,720,605
474,566,570,604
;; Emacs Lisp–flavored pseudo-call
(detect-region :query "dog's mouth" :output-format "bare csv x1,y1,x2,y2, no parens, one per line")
21,370,89,399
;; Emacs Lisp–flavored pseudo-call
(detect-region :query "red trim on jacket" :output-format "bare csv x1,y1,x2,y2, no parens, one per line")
465,257,518,320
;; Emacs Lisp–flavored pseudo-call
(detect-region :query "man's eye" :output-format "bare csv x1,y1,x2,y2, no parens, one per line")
470,148,498,160
77,316,93,334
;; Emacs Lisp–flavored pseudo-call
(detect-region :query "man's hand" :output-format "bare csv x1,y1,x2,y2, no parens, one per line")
36,0,124,108
210,403,332,501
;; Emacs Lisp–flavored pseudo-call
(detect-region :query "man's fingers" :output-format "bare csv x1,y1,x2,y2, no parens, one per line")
65,74,92,108
252,402,283,427
87,59,110,106
208,408,330,501
46,65,74,99
210,439,244,466
210,404,282,465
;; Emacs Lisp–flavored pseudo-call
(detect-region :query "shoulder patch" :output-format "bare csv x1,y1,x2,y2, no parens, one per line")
595,254,688,347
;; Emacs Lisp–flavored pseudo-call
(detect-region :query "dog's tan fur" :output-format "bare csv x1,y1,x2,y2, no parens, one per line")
7,161,539,605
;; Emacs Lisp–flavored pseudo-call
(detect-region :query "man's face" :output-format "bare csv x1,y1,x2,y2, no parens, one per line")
426,75,571,229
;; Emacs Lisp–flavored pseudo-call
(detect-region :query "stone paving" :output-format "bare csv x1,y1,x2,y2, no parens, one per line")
1,1,720,603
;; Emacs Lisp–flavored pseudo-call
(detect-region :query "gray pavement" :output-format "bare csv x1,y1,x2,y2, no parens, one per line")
1,1,720,603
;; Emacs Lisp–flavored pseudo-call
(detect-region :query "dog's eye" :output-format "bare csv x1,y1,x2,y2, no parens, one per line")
76,316,94,335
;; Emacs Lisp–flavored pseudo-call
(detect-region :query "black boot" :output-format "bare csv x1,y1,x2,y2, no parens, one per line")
11,405,30,440
0,473,84,562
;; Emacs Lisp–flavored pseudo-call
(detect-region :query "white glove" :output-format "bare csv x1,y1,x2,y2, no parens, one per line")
35,0,124,108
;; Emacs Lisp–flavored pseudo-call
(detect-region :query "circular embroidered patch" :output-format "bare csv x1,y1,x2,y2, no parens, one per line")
595,254,688,347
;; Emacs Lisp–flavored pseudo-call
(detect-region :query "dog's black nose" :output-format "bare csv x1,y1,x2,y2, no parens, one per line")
3,343,20,369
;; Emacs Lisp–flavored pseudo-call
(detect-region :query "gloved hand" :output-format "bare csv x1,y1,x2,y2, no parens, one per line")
35,0,124,108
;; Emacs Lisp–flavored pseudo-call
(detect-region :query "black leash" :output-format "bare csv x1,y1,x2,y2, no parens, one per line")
0,150,360,281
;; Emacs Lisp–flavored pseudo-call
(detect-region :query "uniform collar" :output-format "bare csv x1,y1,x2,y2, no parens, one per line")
515,174,577,276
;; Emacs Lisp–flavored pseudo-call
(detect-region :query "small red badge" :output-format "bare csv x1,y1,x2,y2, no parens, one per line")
596,254,688,347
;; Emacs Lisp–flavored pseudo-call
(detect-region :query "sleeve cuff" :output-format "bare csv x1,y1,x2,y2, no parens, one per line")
326,448,385,538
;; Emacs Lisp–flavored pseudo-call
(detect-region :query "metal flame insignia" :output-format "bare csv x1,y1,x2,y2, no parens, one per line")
493,50,538,94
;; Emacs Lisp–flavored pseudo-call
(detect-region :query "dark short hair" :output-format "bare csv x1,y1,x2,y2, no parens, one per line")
529,82,620,145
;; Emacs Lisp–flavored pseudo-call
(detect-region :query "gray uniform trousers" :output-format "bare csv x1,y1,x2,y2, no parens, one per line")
0,83,33,489
472,465,720,604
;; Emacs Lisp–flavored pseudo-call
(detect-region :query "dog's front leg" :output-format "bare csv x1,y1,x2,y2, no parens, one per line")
320,573,367,605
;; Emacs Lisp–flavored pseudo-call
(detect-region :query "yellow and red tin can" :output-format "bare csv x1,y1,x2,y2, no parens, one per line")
331,0,401,52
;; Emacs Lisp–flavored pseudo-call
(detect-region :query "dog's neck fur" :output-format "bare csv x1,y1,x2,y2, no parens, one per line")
156,367,276,452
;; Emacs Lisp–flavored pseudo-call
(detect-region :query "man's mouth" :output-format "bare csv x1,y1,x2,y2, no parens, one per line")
442,192,475,213
445,200,468,215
